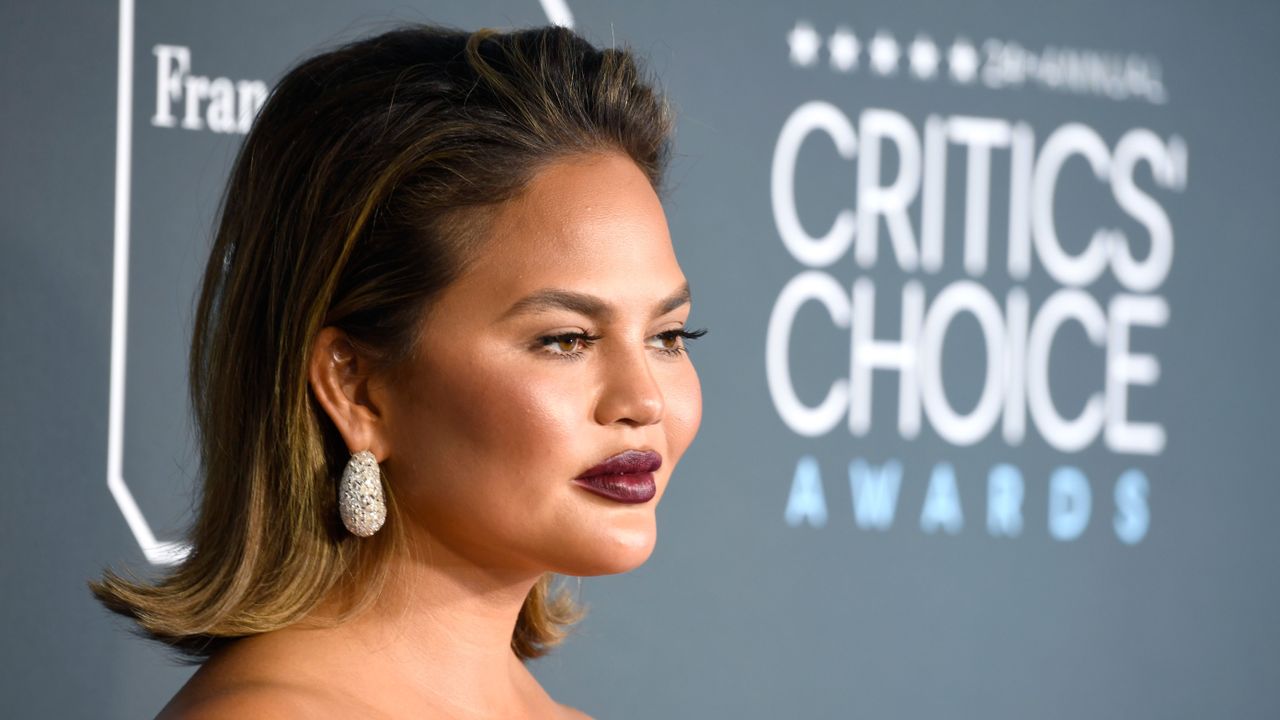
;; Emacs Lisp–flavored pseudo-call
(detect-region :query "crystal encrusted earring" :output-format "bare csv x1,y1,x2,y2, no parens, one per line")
339,450,386,537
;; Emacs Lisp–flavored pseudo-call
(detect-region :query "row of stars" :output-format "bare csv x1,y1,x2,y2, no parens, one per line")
787,21,981,83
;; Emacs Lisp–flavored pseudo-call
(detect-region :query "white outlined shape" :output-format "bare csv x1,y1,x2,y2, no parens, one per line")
111,0,189,566
539,0,574,27
110,1,575,565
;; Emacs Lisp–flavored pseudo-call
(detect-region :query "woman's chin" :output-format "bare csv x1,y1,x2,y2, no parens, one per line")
561,521,658,577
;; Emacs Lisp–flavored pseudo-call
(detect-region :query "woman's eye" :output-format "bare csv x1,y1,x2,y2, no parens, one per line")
537,332,600,359
537,327,707,360
649,327,708,357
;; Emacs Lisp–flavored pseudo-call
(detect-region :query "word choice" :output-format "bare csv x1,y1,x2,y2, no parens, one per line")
766,275,1165,454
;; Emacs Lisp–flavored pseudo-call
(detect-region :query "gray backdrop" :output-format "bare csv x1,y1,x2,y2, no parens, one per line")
3,0,1278,717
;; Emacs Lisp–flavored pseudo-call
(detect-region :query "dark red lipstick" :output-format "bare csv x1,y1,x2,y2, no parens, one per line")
572,449,662,504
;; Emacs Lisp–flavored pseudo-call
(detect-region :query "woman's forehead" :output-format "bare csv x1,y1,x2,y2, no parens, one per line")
431,153,685,321
476,157,678,273
496,154,666,241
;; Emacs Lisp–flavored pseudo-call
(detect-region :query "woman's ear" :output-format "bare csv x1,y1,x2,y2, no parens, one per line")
308,327,389,460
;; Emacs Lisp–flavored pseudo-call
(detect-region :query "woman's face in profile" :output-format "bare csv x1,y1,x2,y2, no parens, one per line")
378,152,702,576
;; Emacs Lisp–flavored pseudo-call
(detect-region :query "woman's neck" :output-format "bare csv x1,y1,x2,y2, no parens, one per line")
214,545,558,718
341,551,546,712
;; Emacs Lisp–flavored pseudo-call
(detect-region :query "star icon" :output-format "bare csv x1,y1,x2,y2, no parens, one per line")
948,37,979,83
788,20,821,67
828,26,860,72
868,30,900,76
908,34,940,80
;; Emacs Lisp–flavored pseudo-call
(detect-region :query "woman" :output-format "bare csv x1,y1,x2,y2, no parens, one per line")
91,22,703,718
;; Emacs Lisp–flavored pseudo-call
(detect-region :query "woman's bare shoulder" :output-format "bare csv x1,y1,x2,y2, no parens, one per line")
167,690,592,719
156,637,361,719
158,681,332,719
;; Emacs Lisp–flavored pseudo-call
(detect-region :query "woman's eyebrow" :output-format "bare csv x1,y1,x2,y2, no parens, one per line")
501,282,691,322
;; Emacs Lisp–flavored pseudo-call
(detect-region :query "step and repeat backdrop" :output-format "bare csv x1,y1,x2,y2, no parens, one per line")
3,0,1278,717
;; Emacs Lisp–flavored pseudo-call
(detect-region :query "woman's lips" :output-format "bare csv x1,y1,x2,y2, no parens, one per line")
572,449,662,504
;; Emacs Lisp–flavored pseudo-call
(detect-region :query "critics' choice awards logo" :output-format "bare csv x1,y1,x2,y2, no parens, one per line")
768,21,1187,545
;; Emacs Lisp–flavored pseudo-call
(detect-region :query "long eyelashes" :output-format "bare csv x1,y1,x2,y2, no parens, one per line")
537,327,708,361
651,327,708,357
538,331,603,360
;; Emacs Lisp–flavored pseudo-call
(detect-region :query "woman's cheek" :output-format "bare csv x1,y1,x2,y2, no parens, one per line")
517,364,587,422
664,364,703,461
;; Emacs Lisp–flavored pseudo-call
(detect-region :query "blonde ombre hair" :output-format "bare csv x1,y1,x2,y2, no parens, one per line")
90,22,674,661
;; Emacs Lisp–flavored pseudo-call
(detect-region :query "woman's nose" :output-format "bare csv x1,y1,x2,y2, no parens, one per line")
593,344,665,427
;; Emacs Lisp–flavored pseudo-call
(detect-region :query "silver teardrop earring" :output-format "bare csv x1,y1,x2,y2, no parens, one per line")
339,450,386,537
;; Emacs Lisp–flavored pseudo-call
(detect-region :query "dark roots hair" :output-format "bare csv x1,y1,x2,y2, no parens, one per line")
90,21,674,662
